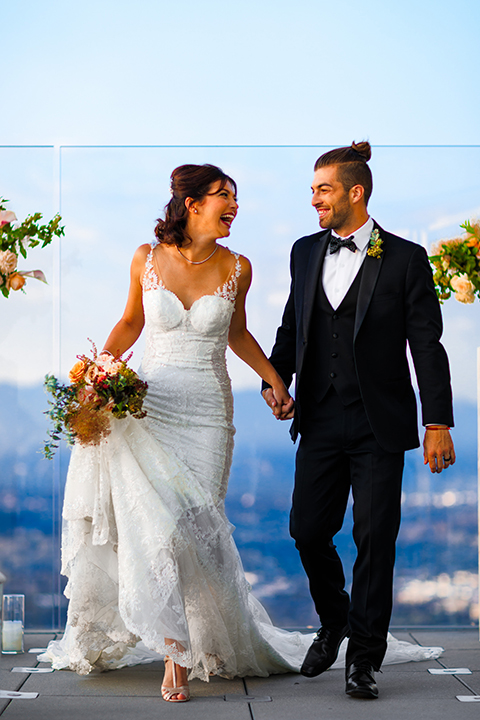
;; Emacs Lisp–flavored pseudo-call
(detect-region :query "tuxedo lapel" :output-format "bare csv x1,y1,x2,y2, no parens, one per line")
354,224,384,338
302,231,330,341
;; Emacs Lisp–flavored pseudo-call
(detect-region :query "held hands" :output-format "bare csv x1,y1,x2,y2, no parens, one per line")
262,387,295,420
423,427,456,473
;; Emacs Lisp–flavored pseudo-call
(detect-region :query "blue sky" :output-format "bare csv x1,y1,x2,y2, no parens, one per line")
2,0,479,146
1,1,479,402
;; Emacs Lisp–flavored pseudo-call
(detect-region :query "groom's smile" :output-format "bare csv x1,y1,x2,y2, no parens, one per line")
311,165,360,236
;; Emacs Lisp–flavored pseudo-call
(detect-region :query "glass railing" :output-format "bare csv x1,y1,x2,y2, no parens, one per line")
1,145,479,629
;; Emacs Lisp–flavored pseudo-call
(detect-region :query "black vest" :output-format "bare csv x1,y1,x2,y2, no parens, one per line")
302,263,365,408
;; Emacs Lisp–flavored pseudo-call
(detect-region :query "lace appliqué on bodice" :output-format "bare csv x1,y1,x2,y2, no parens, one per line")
143,245,165,292
142,245,241,304
214,255,241,303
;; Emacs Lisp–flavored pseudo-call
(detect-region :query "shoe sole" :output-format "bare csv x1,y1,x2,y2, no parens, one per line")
346,688,378,699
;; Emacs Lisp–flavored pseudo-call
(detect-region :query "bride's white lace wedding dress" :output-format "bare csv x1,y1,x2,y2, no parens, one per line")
40,246,443,678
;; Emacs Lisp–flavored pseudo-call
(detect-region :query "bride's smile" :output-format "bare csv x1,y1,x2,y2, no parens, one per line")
186,180,238,242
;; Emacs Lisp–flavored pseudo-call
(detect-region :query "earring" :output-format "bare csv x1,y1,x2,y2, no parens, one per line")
193,209,198,214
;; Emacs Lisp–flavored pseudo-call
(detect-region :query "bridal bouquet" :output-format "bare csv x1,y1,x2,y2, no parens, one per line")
43,341,148,459
429,220,480,304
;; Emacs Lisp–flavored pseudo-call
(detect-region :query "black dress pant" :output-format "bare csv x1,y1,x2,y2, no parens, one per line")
290,387,404,670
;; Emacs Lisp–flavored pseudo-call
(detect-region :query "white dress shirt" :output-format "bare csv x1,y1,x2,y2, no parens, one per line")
322,217,374,310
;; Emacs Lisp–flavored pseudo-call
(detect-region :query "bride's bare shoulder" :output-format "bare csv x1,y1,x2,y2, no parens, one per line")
134,243,152,260
128,244,153,286
131,243,152,267
221,246,251,273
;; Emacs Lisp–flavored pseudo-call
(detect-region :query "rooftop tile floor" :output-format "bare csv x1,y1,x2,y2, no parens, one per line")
1,630,479,719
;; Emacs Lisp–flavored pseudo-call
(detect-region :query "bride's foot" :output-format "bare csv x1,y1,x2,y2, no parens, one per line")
162,657,190,703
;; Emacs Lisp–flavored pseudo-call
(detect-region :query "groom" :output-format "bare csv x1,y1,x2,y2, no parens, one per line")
262,142,455,699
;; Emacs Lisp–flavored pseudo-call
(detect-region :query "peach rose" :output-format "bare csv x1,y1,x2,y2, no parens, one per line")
0,210,17,226
69,360,88,383
6,272,26,291
0,250,18,275
76,385,99,404
451,273,475,304
85,364,100,384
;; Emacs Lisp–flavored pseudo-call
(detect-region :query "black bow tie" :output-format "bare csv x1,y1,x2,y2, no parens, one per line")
329,235,357,254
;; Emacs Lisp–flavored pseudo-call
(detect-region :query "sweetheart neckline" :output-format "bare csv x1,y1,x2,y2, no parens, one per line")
144,285,232,312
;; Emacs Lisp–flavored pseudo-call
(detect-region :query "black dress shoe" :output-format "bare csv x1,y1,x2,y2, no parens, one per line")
345,661,379,699
300,626,349,677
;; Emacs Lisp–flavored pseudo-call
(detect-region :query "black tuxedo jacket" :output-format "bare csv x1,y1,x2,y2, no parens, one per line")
265,223,454,453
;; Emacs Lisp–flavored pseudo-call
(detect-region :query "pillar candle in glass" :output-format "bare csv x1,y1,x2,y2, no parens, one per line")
2,594,25,654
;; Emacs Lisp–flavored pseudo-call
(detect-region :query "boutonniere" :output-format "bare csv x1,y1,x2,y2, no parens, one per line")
367,228,383,258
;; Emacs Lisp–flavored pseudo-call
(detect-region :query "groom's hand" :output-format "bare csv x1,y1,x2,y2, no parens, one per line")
423,427,456,473
262,388,295,420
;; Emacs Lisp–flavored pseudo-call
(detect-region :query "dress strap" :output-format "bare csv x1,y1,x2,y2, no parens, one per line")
142,244,165,292
214,252,241,304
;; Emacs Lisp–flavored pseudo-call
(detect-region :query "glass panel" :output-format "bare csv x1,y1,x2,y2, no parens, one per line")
0,146,64,628
0,145,478,629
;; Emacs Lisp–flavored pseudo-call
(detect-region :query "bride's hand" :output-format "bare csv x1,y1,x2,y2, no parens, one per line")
265,385,295,420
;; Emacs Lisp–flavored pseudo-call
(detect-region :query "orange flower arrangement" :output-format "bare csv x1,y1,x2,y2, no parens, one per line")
429,220,480,303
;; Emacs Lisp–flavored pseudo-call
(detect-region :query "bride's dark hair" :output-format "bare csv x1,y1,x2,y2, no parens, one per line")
155,164,237,247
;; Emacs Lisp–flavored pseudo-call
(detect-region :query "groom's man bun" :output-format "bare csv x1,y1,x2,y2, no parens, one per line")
314,141,373,205
349,140,372,162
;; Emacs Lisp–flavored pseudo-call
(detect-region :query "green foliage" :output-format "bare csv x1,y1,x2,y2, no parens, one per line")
0,196,65,298
43,375,76,459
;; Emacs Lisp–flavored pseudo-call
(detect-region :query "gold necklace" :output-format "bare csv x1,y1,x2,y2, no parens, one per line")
177,244,218,265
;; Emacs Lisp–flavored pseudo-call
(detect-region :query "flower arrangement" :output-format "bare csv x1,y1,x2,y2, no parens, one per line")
0,196,64,297
43,340,148,459
429,220,480,303
367,228,383,258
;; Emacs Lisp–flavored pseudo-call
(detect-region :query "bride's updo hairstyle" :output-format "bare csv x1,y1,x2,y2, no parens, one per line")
314,141,373,205
155,163,237,247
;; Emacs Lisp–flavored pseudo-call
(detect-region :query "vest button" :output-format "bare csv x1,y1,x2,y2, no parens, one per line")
332,333,338,339
331,352,338,358
332,314,338,320
330,372,336,378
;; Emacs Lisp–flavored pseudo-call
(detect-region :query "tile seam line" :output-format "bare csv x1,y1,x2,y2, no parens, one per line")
0,669,33,717
406,632,480,695
431,656,479,695
243,677,257,720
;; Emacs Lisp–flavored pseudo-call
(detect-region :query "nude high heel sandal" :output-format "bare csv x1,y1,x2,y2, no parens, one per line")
161,657,190,703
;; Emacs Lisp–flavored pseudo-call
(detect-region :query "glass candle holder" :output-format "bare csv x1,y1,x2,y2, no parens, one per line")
2,594,25,654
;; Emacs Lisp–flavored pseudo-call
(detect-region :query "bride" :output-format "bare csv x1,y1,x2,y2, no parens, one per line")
41,163,442,701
